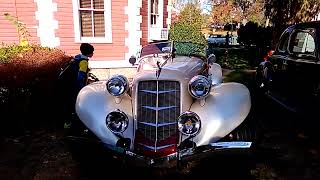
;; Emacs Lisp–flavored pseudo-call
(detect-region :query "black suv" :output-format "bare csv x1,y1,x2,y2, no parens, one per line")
256,21,320,115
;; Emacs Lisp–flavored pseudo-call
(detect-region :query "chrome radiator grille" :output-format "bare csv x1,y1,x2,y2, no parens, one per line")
136,80,180,152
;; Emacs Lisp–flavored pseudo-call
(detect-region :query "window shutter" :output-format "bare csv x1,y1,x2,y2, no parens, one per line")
78,0,106,38
94,12,105,37
80,11,93,37
93,0,104,9
80,0,91,8
155,0,158,14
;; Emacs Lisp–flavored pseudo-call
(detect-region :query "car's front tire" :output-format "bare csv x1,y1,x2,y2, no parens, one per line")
228,111,264,145
232,119,261,142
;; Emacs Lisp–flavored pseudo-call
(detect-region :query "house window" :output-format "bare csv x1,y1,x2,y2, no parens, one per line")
148,0,164,41
73,0,112,43
150,0,159,26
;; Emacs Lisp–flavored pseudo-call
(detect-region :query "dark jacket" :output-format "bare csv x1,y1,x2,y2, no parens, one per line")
74,54,89,89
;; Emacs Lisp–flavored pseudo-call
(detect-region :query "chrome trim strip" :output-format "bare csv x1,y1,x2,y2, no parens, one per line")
210,141,252,149
140,90,179,94
138,121,177,127
155,81,159,152
142,106,177,111
138,143,176,150
265,91,297,113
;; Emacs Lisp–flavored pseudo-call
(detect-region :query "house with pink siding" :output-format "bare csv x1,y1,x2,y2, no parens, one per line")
0,0,173,68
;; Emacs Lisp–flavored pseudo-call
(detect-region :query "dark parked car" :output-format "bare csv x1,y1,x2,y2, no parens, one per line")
256,21,320,115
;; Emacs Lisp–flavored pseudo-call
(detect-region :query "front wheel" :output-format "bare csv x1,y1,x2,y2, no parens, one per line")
228,112,264,145
231,121,261,142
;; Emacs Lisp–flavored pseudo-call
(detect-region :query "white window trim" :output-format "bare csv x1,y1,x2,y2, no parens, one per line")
125,0,142,62
72,0,112,43
148,0,164,42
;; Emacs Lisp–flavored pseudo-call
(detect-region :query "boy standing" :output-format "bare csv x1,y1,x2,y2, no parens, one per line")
62,43,94,129
74,43,94,91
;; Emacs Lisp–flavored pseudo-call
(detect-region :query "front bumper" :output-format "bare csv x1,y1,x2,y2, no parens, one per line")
125,141,252,168
66,136,252,168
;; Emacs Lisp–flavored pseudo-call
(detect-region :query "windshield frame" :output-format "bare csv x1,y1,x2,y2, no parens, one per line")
139,41,206,60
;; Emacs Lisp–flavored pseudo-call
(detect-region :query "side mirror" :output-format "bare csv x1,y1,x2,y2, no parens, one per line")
207,54,216,64
129,56,136,66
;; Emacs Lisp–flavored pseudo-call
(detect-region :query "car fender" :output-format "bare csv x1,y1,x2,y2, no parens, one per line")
190,82,251,146
75,81,134,147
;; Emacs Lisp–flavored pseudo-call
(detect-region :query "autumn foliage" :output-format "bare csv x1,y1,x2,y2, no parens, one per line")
0,45,72,135
210,0,242,26
0,45,71,87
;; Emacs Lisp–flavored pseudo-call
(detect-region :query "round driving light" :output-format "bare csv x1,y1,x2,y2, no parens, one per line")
106,110,129,133
106,75,129,96
188,75,211,99
178,111,201,136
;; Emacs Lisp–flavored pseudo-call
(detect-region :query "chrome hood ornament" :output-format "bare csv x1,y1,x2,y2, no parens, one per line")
156,61,161,79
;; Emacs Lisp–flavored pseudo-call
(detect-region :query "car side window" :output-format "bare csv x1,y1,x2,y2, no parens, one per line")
289,29,315,55
278,32,290,52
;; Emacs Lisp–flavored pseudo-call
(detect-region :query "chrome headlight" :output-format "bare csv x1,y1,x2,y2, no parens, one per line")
106,110,129,133
178,111,201,136
106,75,129,96
188,75,211,99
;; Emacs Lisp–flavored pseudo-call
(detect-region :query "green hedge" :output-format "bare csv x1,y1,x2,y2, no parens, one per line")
169,23,206,45
169,3,207,56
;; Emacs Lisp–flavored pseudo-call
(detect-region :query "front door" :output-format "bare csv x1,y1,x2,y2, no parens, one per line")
285,28,318,111
268,31,291,101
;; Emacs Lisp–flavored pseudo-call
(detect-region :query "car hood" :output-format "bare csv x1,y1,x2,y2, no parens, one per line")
135,56,205,81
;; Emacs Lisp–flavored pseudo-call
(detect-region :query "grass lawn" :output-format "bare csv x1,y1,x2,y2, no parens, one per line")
223,69,256,84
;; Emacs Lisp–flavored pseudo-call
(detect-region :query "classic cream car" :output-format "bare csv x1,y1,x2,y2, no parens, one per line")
73,41,254,167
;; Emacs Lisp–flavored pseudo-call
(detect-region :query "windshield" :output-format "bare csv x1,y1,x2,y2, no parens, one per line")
174,42,206,57
139,41,206,58
140,42,172,57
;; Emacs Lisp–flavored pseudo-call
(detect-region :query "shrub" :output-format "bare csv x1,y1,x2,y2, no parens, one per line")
0,44,31,63
170,23,206,46
237,21,273,48
0,44,72,135
0,44,71,87
169,3,207,56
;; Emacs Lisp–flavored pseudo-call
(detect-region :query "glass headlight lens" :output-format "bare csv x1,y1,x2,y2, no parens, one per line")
178,111,201,136
188,75,211,99
106,75,129,96
106,110,129,133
